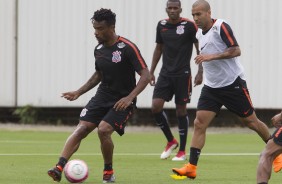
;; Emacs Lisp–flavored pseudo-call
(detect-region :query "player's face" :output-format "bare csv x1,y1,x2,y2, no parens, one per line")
166,2,182,21
93,20,114,44
192,5,211,31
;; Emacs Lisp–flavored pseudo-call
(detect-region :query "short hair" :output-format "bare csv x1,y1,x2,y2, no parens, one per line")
91,8,116,26
167,0,181,7
192,0,210,11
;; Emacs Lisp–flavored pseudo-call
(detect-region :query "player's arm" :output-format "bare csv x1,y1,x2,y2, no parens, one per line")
195,22,240,64
149,43,163,86
61,71,102,101
193,42,203,86
271,111,282,128
114,68,150,111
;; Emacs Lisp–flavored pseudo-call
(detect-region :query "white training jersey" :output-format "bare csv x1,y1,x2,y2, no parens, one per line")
196,19,246,88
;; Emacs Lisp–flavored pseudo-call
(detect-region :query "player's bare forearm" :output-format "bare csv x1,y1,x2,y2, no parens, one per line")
128,68,150,100
195,46,241,64
77,71,102,96
150,44,163,74
114,68,150,111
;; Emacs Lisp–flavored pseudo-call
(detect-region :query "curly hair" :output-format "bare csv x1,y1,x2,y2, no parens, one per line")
91,8,116,26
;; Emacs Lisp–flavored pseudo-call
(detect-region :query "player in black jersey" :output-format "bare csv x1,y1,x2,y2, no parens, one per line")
47,8,150,183
150,0,203,161
257,111,282,184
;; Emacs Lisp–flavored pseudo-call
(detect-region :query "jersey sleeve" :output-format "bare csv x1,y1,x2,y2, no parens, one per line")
191,21,199,43
156,22,163,44
220,22,238,47
123,40,147,72
94,49,100,71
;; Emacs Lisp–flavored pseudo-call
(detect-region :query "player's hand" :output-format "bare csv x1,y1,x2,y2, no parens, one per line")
194,54,212,64
114,97,132,111
194,72,203,87
61,91,80,101
149,73,156,86
271,112,282,128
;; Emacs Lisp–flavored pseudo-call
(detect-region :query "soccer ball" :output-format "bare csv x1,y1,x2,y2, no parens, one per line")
64,159,89,183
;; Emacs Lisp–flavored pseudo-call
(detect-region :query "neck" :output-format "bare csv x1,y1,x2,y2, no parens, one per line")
168,17,181,24
202,19,214,32
104,34,119,47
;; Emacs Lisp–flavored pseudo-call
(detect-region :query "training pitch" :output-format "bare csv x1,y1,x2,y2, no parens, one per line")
0,124,280,184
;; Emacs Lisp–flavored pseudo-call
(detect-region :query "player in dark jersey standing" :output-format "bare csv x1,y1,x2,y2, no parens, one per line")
257,111,282,184
150,0,202,161
172,0,282,179
47,8,150,183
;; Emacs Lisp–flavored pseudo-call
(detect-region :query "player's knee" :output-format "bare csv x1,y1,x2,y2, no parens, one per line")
151,104,162,114
98,124,113,138
73,125,90,139
194,118,205,130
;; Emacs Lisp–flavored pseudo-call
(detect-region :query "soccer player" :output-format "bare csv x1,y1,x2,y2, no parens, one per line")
172,0,282,179
47,8,150,183
150,0,203,161
257,111,282,184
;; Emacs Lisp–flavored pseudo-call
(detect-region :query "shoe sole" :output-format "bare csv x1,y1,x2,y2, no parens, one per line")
172,169,196,179
47,171,61,182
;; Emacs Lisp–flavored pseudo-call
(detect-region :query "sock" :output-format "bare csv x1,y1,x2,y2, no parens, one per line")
258,182,268,184
177,115,189,151
189,147,201,166
154,111,174,142
104,163,113,171
56,157,68,171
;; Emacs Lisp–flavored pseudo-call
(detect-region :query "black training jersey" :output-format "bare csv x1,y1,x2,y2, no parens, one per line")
156,18,198,77
94,36,147,97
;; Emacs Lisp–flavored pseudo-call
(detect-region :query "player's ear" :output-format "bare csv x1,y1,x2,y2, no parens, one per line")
179,7,182,13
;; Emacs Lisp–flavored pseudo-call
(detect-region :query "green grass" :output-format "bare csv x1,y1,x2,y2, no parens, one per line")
0,128,280,184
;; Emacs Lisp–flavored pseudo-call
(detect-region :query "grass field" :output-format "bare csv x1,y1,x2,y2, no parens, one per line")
0,125,280,184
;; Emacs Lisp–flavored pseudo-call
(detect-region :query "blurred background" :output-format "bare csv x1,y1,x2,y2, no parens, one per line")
0,0,281,125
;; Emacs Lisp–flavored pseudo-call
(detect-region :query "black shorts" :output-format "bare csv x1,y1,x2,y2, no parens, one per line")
79,88,134,136
273,127,282,146
153,74,192,105
197,77,254,117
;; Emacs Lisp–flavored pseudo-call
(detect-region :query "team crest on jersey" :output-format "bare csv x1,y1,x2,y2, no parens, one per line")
160,20,167,25
112,51,122,63
80,108,88,117
176,25,184,34
117,42,126,48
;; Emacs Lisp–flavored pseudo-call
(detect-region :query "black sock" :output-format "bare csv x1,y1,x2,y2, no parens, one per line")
177,115,189,151
104,163,113,171
258,182,268,184
57,157,68,169
189,147,201,166
154,111,173,142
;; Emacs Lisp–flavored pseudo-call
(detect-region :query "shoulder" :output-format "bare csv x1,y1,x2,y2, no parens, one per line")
117,37,141,54
180,18,198,31
158,19,169,26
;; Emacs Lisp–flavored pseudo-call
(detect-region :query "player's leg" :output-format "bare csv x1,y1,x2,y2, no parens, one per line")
100,106,133,183
172,74,192,161
225,77,282,172
152,75,178,159
98,121,116,183
257,138,282,184
47,120,97,182
239,113,270,143
172,110,216,178
172,84,221,179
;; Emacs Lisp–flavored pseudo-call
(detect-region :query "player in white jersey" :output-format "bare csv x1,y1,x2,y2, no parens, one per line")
172,0,282,180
